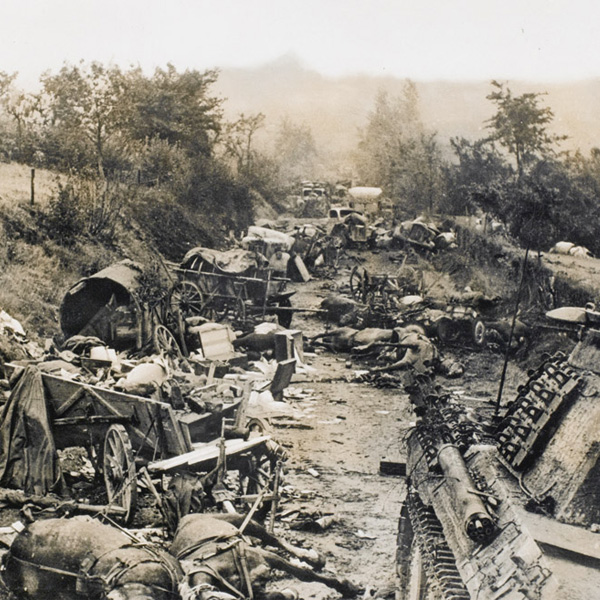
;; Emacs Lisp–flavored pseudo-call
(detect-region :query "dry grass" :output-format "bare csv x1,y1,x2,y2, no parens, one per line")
0,162,62,207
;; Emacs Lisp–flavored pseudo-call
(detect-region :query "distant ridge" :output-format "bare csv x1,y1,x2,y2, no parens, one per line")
215,56,600,158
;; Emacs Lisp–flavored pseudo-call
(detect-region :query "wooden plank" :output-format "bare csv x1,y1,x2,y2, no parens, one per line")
148,435,271,473
293,255,311,282
270,358,296,401
54,387,86,417
521,510,600,562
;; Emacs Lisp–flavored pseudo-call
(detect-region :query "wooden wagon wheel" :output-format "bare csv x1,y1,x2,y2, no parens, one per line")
349,266,366,300
154,324,182,357
238,419,276,499
169,281,206,319
103,424,137,524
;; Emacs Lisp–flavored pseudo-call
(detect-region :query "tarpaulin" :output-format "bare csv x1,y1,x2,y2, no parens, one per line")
0,366,64,495
180,247,260,275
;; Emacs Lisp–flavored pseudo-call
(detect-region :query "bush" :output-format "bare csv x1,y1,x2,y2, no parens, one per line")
42,183,85,246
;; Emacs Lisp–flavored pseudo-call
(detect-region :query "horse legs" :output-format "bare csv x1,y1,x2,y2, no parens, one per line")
213,515,324,569
251,548,359,597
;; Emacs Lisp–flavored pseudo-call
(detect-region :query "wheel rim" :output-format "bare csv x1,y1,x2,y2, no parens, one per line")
170,281,205,318
239,449,275,496
472,320,486,346
103,424,137,524
154,324,181,356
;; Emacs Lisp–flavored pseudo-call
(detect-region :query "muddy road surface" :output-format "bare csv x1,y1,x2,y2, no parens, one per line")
0,248,533,600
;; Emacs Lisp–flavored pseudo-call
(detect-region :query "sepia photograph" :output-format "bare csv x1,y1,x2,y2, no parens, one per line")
0,1,599,598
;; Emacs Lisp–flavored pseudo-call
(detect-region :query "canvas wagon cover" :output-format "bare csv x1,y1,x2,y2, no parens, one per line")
180,247,260,275
60,259,145,338
0,366,64,495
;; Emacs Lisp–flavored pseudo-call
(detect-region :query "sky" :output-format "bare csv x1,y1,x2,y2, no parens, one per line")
1,0,599,89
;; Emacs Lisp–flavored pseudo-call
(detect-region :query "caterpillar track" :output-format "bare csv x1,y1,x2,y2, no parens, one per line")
403,491,470,600
397,326,600,599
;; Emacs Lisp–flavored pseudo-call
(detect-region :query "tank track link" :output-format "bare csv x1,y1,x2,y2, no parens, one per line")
407,491,471,600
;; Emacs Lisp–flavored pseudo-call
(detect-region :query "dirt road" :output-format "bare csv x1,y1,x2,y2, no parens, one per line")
267,249,529,599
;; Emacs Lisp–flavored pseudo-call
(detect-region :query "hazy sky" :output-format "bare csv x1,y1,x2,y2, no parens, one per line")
1,0,599,88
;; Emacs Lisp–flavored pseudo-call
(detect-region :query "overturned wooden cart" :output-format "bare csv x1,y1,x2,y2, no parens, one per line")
5,364,281,524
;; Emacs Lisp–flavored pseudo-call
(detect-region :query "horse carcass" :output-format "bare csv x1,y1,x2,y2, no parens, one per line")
171,514,358,600
3,516,182,600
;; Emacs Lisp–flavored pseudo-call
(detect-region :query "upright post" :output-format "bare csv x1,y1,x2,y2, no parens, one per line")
494,244,530,417
30,168,35,205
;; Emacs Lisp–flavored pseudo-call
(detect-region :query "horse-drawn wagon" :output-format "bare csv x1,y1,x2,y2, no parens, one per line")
2,363,281,524
169,247,295,328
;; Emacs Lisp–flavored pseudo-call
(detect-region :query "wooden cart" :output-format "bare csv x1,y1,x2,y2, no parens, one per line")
168,247,295,328
6,364,278,524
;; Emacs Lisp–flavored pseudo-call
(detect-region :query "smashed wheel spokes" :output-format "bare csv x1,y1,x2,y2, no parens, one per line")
103,424,137,524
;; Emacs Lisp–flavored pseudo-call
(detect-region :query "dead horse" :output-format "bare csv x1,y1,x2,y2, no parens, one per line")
170,513,360,600
2,516,183,600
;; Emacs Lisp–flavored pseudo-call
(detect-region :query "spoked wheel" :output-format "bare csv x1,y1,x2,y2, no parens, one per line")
154,324,182,359
471,319,486,347
237,419,278,516
103,424,137,524
241,453,276,497
169,281,206,319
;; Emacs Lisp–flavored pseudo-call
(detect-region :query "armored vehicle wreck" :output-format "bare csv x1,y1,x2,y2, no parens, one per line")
397,324,600,599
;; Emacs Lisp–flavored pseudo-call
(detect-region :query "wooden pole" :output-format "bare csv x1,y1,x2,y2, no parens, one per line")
494,244,530,417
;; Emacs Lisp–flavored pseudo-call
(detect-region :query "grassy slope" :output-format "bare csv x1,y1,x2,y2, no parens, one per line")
0,162,61,207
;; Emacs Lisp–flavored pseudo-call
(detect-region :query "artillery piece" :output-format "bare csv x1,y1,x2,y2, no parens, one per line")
397,314,600,599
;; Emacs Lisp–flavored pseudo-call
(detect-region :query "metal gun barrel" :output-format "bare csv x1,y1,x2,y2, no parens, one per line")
437,444,497,544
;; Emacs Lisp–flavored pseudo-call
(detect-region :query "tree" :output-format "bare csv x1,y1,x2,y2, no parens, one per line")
486,80,565,179
222,112,266,177
442,137,512,216
0,71,16,102
4,92,45,163
356,82,443,215
122,64,223,157
40,61,127,176
274,118,318,182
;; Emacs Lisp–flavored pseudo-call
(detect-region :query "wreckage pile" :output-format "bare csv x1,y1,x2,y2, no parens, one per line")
396,317,600,599
0,207,597,600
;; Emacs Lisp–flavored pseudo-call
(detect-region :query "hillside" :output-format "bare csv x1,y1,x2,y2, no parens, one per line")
0,163,61,207
215,56,600,160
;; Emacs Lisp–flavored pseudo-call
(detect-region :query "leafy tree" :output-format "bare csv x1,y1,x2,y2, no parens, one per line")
222,112,265,177
0,71,17,105
486,81,565,179
442,137,512,216
5,92,45,163
40,61,127,176
357,82,443,215
274,118,318,182
122,64,223,157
